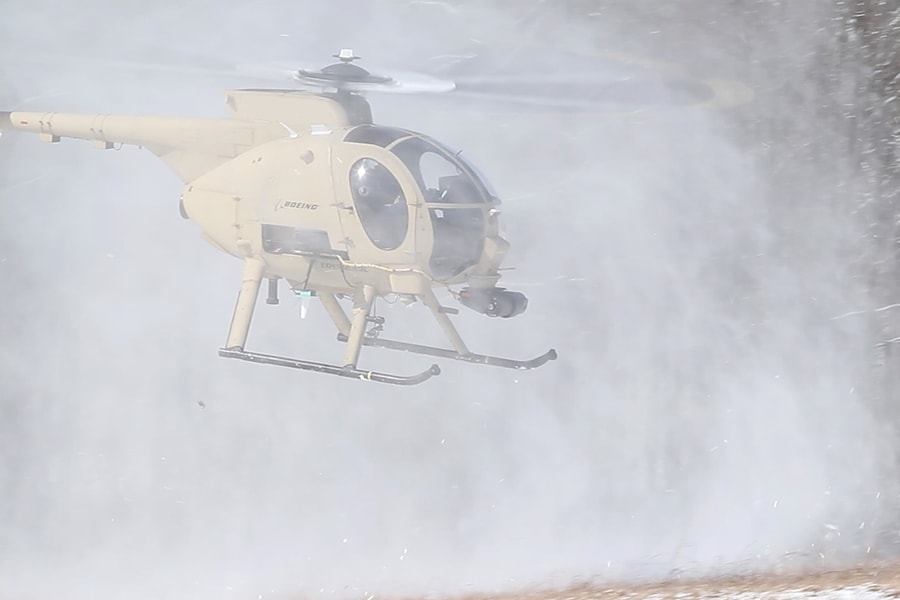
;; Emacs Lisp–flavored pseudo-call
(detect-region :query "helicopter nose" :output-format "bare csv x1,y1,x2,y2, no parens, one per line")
482,235,510,268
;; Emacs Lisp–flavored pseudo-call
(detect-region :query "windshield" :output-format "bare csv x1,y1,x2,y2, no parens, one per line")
390,137,487,279
391,136,493,203
420,135,500,201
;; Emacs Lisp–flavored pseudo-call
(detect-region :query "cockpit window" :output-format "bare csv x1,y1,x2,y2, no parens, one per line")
419,135,500,201
420,151,459,196
428,204,486,279
349,158,409,251
390,137,487,279
391,137,492,204
344,125,412,148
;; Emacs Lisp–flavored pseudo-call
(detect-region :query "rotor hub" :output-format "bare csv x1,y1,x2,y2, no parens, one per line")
295,49,394,91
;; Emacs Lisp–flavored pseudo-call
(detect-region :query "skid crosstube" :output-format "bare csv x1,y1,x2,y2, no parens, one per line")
218,347,441,385
336,334,558,370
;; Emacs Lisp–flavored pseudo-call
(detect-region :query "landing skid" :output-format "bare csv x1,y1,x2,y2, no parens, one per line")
219,347,441,385
219,257,556,385
336,334,557,370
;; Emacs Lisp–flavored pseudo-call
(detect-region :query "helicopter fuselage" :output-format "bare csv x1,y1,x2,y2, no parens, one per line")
2,89,508,297
1,87,553,384
181,109,508,298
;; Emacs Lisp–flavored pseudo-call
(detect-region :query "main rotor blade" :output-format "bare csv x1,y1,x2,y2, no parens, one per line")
3,49,751,113
421,46,752,112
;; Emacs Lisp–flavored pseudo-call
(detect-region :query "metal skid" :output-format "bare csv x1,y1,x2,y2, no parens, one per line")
334,286,557,370
217,258,556,385
218,347,441,385
334,334,557,370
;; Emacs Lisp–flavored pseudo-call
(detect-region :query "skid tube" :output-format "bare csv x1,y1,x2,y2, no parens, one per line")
219,347,441,386
336,334,558,370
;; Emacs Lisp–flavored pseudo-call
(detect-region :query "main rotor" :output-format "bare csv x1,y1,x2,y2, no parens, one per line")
289,48,455,94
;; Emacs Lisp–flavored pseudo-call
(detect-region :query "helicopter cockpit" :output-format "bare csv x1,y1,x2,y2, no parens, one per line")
345,125,498,279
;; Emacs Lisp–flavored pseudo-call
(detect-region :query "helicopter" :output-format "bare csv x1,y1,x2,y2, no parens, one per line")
0,50,561,385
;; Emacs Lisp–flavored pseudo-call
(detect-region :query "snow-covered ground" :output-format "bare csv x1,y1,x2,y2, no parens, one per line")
469,564,900,600
599,587,889,599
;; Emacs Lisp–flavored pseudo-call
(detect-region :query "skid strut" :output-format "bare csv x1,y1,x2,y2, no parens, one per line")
218,258,440,385
338,287,558,370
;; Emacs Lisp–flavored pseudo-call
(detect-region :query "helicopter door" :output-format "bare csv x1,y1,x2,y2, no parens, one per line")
234,194,260,251
337,155,412,254
387,137,488,280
